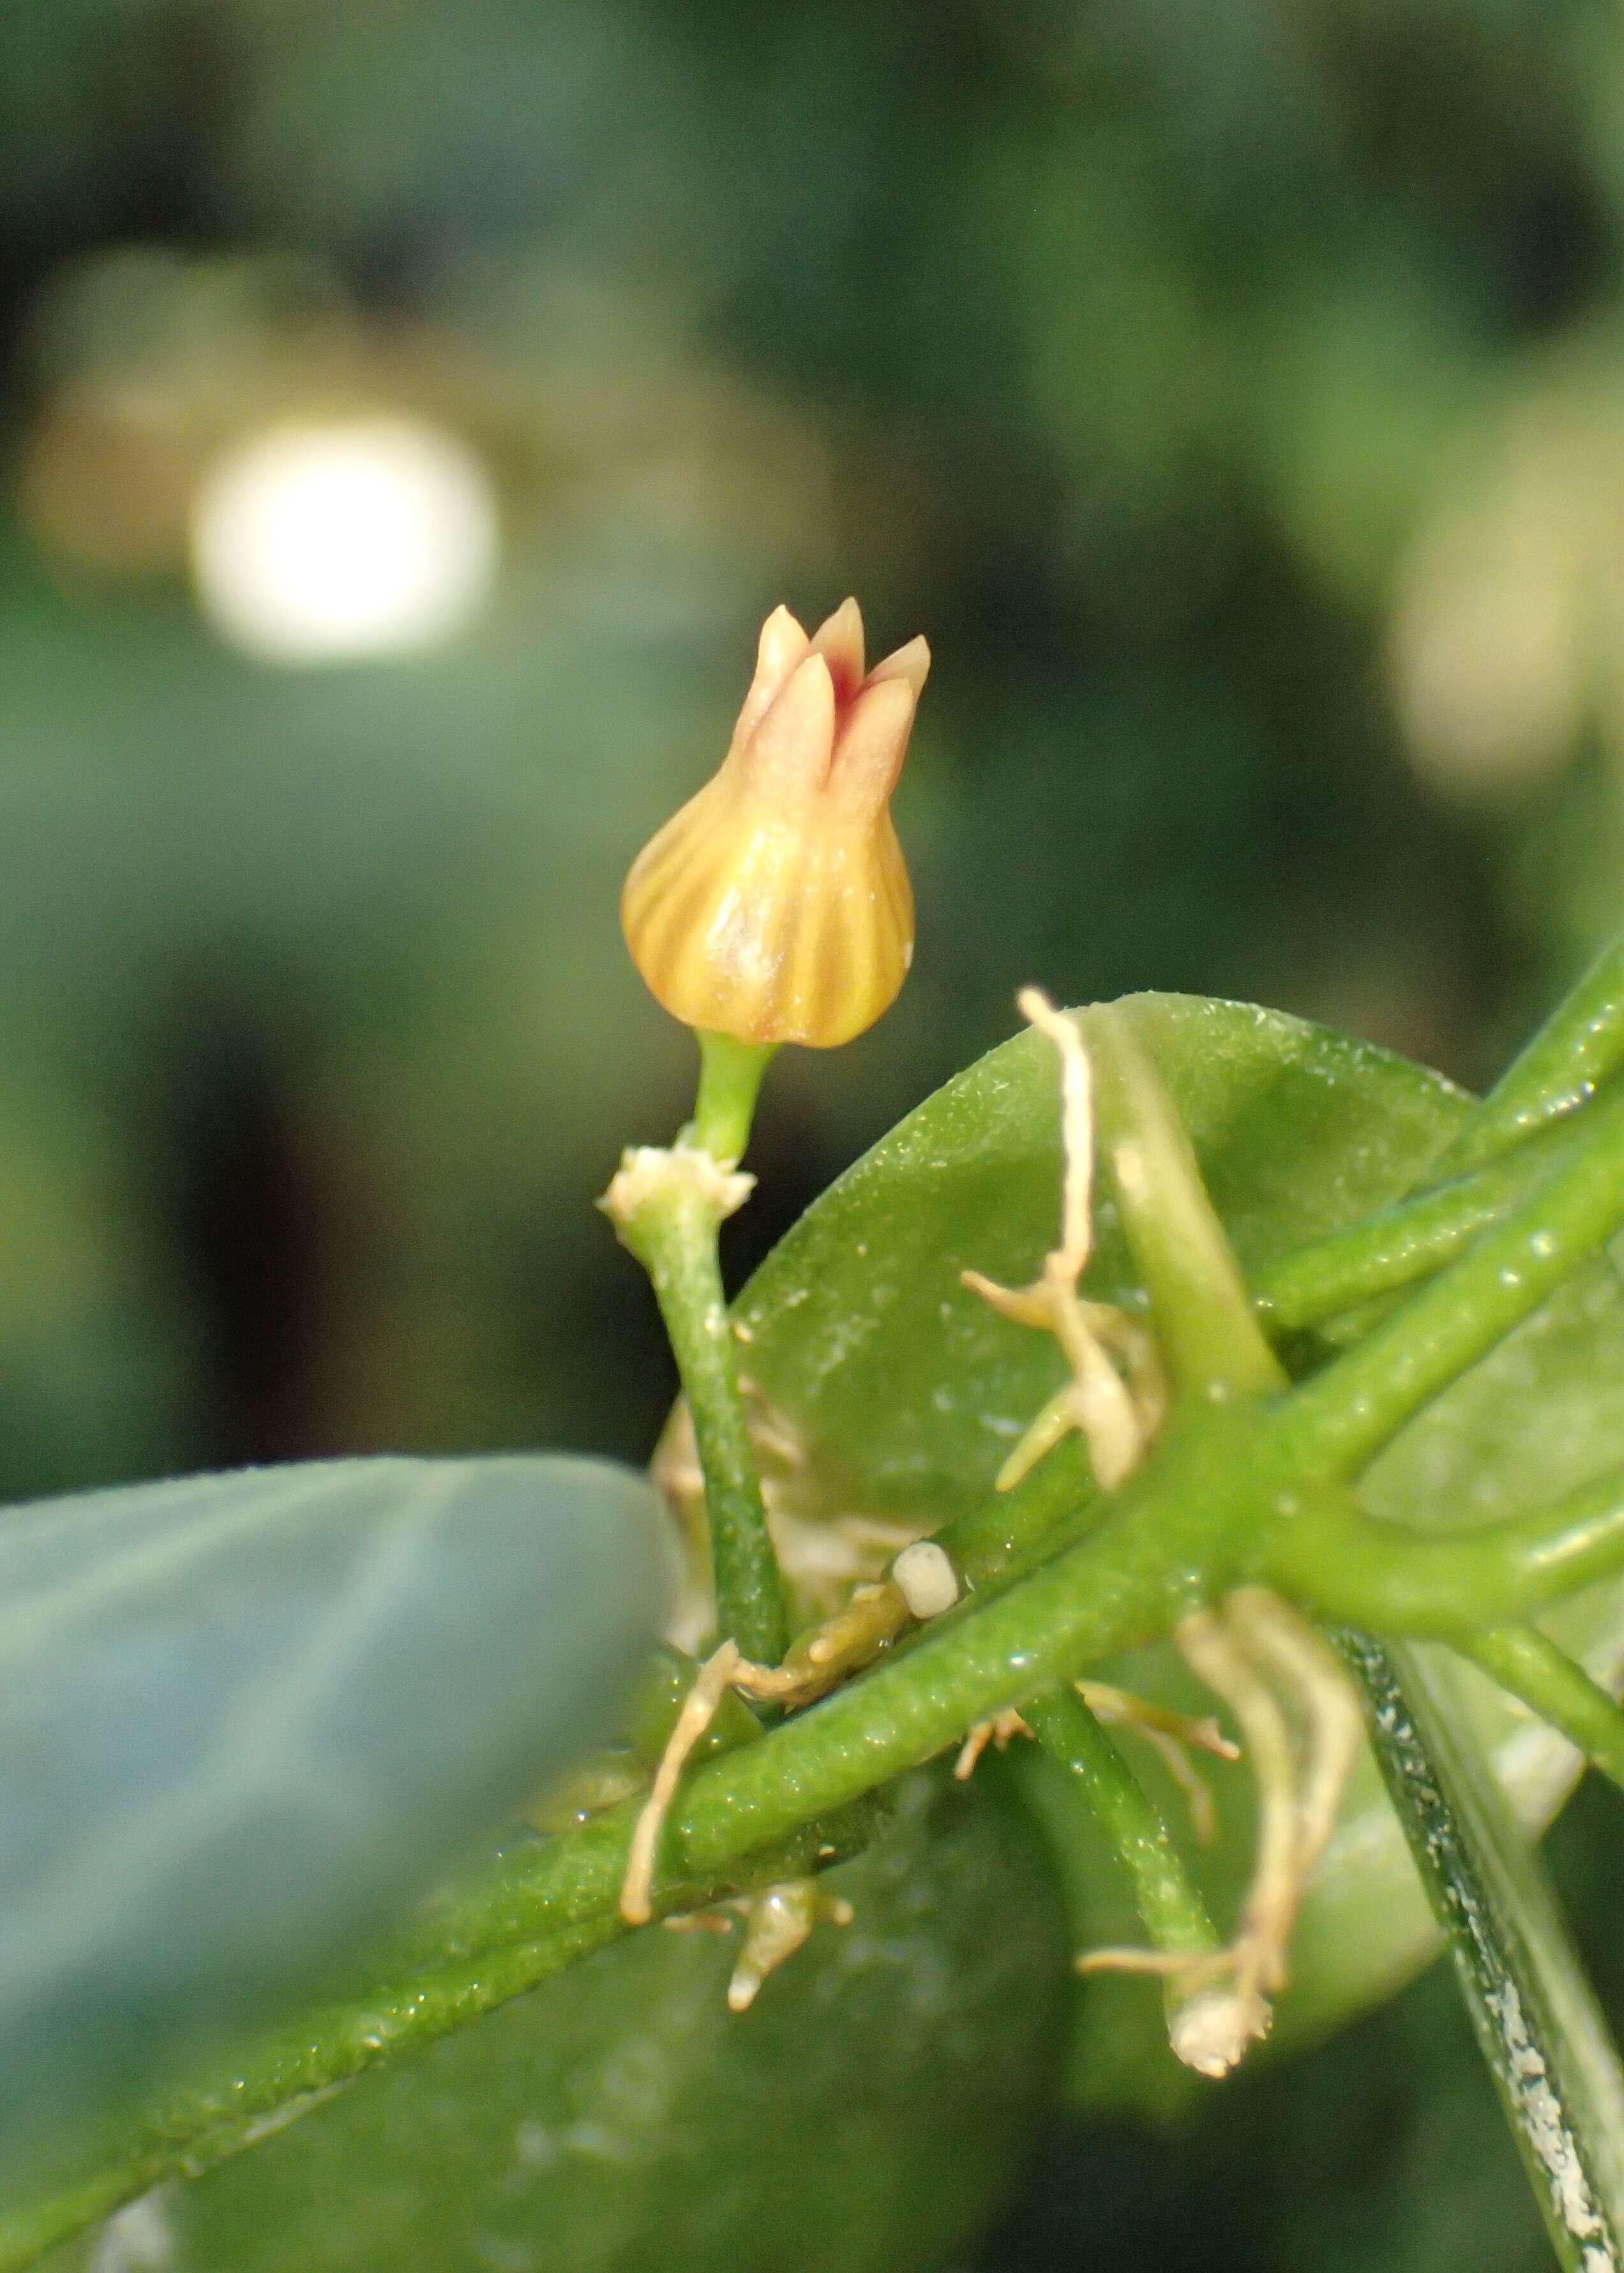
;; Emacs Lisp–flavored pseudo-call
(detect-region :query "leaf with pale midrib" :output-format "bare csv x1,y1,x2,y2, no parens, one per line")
0,1451,665,2183
46,1771,1069,2273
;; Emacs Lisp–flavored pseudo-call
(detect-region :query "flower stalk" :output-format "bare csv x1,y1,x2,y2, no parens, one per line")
685,1030,777,1166
603,1144,787,1667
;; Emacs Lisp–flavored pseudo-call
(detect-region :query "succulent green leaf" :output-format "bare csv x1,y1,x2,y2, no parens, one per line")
43,1771,1067,2273
734,994,1470,1520
0,1453,665,2180
729,995,1624,2107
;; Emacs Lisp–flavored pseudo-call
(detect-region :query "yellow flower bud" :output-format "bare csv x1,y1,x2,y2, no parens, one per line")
622,599,928,1047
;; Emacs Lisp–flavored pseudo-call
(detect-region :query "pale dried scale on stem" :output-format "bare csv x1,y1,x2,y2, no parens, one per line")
599,1145,754,1234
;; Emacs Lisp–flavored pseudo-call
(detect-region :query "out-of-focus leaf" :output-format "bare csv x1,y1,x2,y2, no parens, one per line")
1346,1635,1624,2273
728,994,1624,2110
50,1769,1067,2273
0,1452,665,2180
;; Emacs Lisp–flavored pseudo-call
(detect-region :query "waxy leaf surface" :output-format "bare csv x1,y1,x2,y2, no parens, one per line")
48,1771,1067,2273
0,1452,665,2176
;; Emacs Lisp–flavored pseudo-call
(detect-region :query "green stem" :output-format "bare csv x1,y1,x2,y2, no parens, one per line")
935,1437,1101,1594
382,1452,1134,1984
1432,933,1624,1182
376,1413,1258,1960
670,1411,1259,1882
1023,1687,1219,1960
1085,1003,1282,1398
1340,1633,1624,2273
1459,1626,1624,1795
1252,1113,1593,1336
612,1162,787,1665
1261,1464,1624,1637
608,1028,781,1660
1272,1082,1624,1485
1245,931,1624,1341
1298,935,1624,2267
686,1030,776,1165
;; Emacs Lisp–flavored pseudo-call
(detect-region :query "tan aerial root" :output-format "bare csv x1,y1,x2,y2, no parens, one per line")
664,1880,855,2010
1076,1588,1364,2079
953,1681,1240,1836
726,1882,855,2011
619,1632,865,2002
953,1709,1034,1780
622,1641,755,1926
619,1589,918,1928
963,988,1164,1494
621,1500,981,1928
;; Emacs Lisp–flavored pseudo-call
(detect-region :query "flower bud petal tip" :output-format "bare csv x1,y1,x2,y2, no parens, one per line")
747,652,838,799
622,601,926,1048
864,633,930,699
733,605,811,749
809,596,866,700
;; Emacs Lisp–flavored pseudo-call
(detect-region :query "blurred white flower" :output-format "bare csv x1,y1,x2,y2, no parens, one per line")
190,417,499,664
1387,380,1624,797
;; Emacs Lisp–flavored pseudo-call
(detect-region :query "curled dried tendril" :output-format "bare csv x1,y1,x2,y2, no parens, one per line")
963,987,1164,1494
954,1708,1032,1780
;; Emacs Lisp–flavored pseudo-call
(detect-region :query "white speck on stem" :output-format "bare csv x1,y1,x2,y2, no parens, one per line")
892,1540,960,1620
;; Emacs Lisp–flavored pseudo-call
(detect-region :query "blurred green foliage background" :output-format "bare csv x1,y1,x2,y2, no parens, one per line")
4,1,1624,2265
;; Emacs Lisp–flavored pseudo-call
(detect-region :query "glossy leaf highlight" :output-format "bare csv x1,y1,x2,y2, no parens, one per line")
0,1452,665,2179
